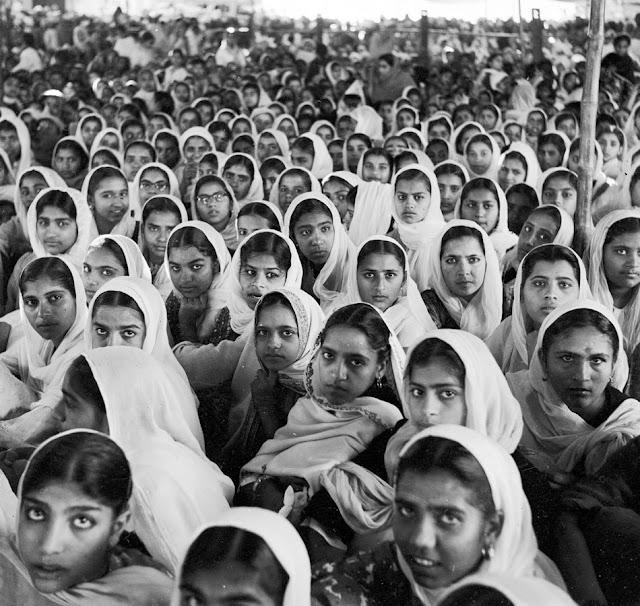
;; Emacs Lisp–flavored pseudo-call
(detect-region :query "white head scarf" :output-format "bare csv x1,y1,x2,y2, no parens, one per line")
131,161,181,213
258,127,291,160
229,115,258,139
536,167,577,206
508,300,639,476
171,508,310,606
74,112,107,146
191,174,239,251
284,192,354,308
451,121,485,162
26,186,94,270
463,132,502,180
268,166,321,211
84,346,233,573
352,105,384,141
224,229,303,335
90,127,125,156
427,220,502,339
500,141,542,187
179,126,214,158
310,119,337,141
86,234,151,283
222,152,264,204
585,208,640,353
0,114,32,175
295,132,332,179
423,114,454,143
539,129,571,167
391,163,446,291
434,160,470,221
81,165,137,238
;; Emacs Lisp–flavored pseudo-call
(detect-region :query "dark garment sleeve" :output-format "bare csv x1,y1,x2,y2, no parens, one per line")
420,289,459,329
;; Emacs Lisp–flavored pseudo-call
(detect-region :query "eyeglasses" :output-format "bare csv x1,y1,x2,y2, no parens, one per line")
140,180,169,193
196,192,230,205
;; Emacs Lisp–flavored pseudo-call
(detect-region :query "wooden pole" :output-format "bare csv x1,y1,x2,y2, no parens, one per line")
574,0,605,256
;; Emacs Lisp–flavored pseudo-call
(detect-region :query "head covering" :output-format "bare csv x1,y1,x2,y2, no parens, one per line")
424,114,454,143
274,114,300,140
229,115,258,139
86,234,151,282
74,112,107,144
131,161,181,213
191,174,239,251
258,127,291,160
501,141,542,187
268,166,321,210
310,120,337,141
171,508,310,606
224,229,303,335
535,167,578,209
83,346,234,572
397,126,427,150
89,145,124,170
26,186,94,270
508,300,638,475
352,105,384,141
0,114,32,175
295,132,332,179
165,220,232,341
284,192,354,308
463,132,502,180
433,160,470,221
427,220,502,339
179,126,214,157
222,152,264,203
13,167,66,240
51,136,89,188
90,127,125,156
451,121,485,161
391,163,446,291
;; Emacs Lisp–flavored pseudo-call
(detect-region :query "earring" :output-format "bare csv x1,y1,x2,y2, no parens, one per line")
481,543,495,560
376,376,383,389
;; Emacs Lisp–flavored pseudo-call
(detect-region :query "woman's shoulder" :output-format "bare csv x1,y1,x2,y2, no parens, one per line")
207,306,239,346
420,289,458,329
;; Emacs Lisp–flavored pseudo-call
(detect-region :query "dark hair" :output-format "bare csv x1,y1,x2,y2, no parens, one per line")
400,130,423,149
362,147,393,168
406,338,465,381
346,133,372,149
35,189,77,219
541,308,619,361
120,118,145,137
92,290,143,317
88,237,128,272
441,225,484,255
238,203,280,231
543,169,578,191
397,436,495,516
198,152,219,173
150,113,172,129
256,290,295,318
92,149,121,168
322,302,390,363
555,111,577,128
20,256,76,295
117,103,143,122
538,132,567,155
22,427,129,515
168,225,217,260
232,134,255,153
395,168,431,192
142,195,182,223
223,153,255,180
281,167,313,191
155,131,179,147
521,244,578,284
358,238,405,274
55,140,89,171
178,107,202,127
455,124,481,154
428,117,452,136
260,157,287,176
240,230,291,270
291,135,315,157
378,53,395,67
502,150,528,175
181,526,288,602
435,162,467,183
289,198,332,235
87,166,127,199
438,584,514,606
461,177,499,203
506,182,539,206
124,140,156,161
396,106,418,126
603,217,640,249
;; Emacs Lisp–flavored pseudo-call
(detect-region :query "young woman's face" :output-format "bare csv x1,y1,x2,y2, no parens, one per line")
479,108,497,131
598,133,621,163
458,127,480,154
292,210,335,267
180,561,281,606
465,141,492,175
277,118,297,141
522,260,579,328
82,247,127,302
328,142,344,171
440,236,486,301
223,163,252,200
362,154,391,183
278,173,309,213
543,326,615,418
124,145,153,181
36,206,78,255
20,174,48,211
255,302,300,372
346,139,368,171
536,143,563,172
178,111,199,134
557,119,577,141
100,133,119,150
385,137,408,158
22,278,76,345
237,215,273,245
18,480,124,593
315,325,384,405
257,134,282,163
316,126,333,144
322,179,352,224
603,231,640,292
184,136,211,163
91,304,147,349
198,160,218,179
526,112,545,135
155,138,180,168
143,210,180,264
139,168,170,205
291,146,314,172
460,188,499,234
427,141,449,165
356,252,404,312
337,117,355,140
541,176,577,216
254,113,274,133
261,168,280,200
231,119,251,138
505,124,522,143
428,124,450,141
168,245,216,298
498,158,526,190
92,176,129,226
54,148,82,180
195,181,232,229
239,252,287,309
56,370,107,433
122,124,144,143
405,358,466,429
148,117,167,138
397,110,416,130
0,125,21,161
437,174,463,217
394,468,494,590
80,119,101,148
395,177,431,225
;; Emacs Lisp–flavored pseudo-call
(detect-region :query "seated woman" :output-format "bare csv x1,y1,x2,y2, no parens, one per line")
500,205,575,310
237,201,283,245
191,174,239,252
222,288,324,482
270,166,321,214
83,234,151,302
328,236,436,349
138,194,187,300
536,131,569,172
52,347,234,573
507,302,640,552
238,303,404,514
458,177,517,263
82,165,137,238
389,164,446,291
462,132,501,180
131,162,180,211
164,221,231,345
497,142,541,193
435,161,469,222
422,220,502,339
284,192,353,309
51,136,89,189
222,153,264,206
176,126,215,203
489,245,589,375
311,425,563,605
0,430,173,605
174,507,310,606
537,167,578,219
0,257,86,446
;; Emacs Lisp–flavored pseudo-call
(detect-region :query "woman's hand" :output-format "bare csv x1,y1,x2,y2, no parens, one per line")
251,369,279,405
178,294,208,342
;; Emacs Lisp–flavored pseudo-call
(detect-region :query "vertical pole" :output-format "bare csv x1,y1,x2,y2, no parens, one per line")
531,9,543,63
419,11,429,61
575,0,605,255
518,0,524,50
